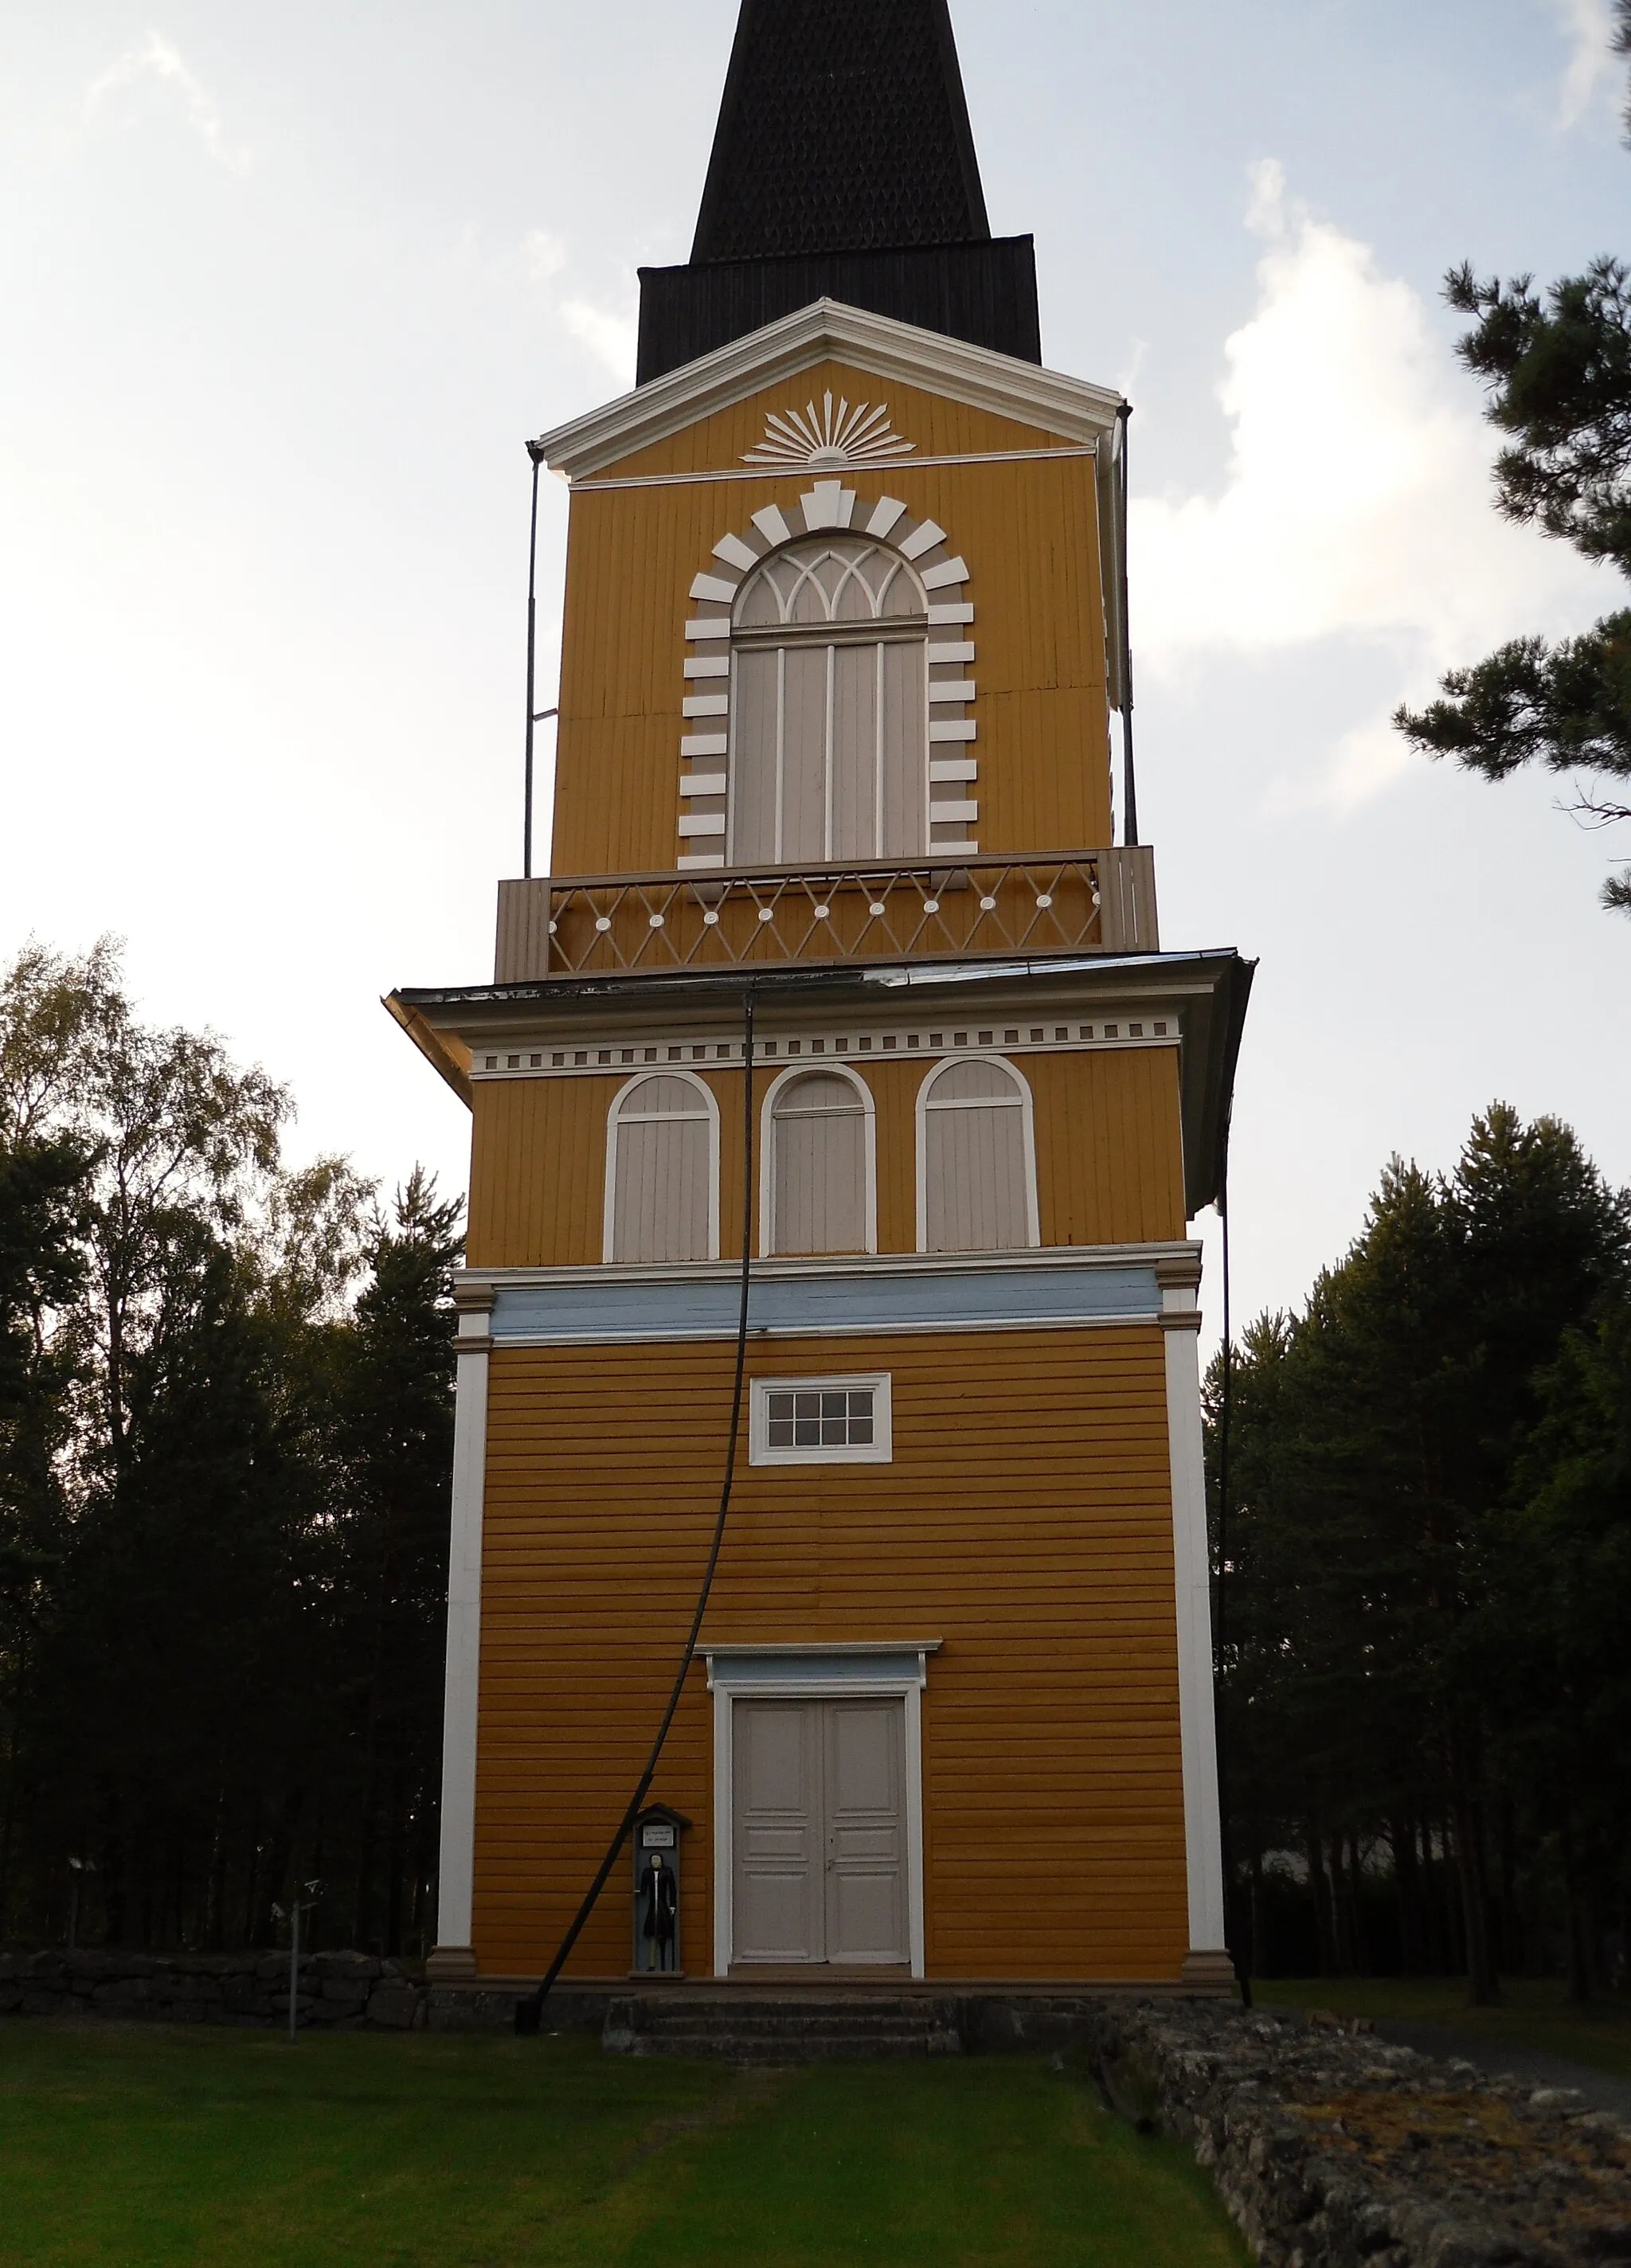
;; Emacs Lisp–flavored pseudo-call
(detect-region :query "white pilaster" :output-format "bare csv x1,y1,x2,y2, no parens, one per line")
428,1288,494,1977
1158,1255,1228,1970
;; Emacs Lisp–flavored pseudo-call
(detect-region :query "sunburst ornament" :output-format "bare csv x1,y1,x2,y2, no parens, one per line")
742,393,917,471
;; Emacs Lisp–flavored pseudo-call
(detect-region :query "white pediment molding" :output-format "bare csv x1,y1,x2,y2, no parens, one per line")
530,300,1126,481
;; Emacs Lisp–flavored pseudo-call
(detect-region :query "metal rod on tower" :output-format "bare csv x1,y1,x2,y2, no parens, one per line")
523,444,545,880
1117,402,1138,848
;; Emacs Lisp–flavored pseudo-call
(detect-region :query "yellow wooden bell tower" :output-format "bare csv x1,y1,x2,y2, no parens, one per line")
392,0,1250,1996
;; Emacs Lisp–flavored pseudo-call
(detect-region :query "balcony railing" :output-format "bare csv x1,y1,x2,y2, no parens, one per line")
493,847,1157,985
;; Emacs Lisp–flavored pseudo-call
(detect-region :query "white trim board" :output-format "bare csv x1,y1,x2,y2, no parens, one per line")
1164,1316,1227,1958
533,300,1125,482
432,1309,492,1960
573,443,1101,494
706,1645,933,1980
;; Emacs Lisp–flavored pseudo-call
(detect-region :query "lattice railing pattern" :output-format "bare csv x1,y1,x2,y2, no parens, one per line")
495,850,1158,983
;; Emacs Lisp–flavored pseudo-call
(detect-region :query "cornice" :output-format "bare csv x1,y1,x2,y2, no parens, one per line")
532,299,1125,481
456,1241,1200,1296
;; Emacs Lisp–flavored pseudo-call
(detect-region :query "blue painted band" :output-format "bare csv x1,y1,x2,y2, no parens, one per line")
490,1261,1160,1344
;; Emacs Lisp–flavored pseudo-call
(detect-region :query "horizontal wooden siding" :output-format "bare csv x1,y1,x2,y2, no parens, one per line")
471,1325,1189,1981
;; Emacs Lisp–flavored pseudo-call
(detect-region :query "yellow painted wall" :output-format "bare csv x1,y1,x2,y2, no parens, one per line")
549,358,1113,875
471,1325,1189,1982
463,1045,1187,1268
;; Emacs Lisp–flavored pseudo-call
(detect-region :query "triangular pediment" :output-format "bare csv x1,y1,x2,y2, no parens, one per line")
533,299,1124,482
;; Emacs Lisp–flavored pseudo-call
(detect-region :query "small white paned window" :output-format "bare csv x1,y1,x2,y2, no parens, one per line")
749,1374,893,1466
604,1072,718,1263
917,1056,1039,1253
765,1069,874,1255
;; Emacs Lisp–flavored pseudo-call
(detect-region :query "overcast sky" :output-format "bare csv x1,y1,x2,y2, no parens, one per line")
2,0,1627,1336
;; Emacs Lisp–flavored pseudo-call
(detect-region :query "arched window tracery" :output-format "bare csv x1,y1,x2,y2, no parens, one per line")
916,1056,1038,1253
763,1066,876,1257
729,536,928,866
604,1072,718,1263
678,482,978,870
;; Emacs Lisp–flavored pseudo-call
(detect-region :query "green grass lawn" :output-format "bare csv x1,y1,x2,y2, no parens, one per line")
1251,1976,1631,2084
0,2021,1247,2268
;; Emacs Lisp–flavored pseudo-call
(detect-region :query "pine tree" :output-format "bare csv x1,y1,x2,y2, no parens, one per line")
1394,21,1631,911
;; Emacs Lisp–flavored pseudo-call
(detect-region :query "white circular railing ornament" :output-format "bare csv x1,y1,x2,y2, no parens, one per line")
758,907,775,923
923,899,939,914
648,913,665,929
1035,893,1053,909
979,896,996,912
868,901,886,917
594,916,612,932
703,909,720,925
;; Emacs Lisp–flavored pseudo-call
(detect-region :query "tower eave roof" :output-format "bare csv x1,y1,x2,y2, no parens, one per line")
532,299,1124,483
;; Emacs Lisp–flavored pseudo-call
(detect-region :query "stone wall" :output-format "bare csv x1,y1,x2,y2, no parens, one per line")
1081,2000,1631,2268
0,1949,427,2030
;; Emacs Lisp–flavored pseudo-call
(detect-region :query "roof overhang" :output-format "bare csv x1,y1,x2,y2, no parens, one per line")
531,297,1125,482
388,947,1253,1219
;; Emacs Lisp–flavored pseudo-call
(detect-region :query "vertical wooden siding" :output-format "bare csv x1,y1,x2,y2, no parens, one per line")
550,359,1113,875
464,1047,1186,1270
472,1326,1189,1981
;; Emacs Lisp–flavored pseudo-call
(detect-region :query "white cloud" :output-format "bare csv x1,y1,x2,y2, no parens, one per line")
84,29,250,175
1548,0,1618,127
523,229,567,284
1131,161,1607,809
560,295,637,385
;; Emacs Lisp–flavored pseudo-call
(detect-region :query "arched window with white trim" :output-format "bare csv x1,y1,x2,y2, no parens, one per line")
917,1058,1038,1253
604,1073,718,1263
765,1069,875,1256
730,538,928,864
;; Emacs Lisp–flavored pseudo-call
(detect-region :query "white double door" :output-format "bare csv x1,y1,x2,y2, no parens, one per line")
731,1697,908,1967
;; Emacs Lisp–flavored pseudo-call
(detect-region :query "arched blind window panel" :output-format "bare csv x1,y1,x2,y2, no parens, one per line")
731,538,928,865
606,1075,715,1263
920,1058,1036,1254
769,1073,869,1255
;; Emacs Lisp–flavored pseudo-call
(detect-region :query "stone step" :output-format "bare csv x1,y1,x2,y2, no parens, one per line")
623,2031,960,2063
603,1992,964,2061
626,2014,957,2031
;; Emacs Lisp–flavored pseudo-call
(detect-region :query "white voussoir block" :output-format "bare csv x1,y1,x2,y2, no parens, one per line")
921,556,968,590
898,519,946,560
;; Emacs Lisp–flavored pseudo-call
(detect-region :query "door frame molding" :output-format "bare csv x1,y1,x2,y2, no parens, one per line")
704,1644,939,1980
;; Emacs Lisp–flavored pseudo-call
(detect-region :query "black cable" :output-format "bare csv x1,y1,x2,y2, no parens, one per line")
515,987,758,2034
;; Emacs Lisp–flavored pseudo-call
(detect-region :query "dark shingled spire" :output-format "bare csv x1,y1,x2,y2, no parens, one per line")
636,0,1040,384
690,0,990,262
